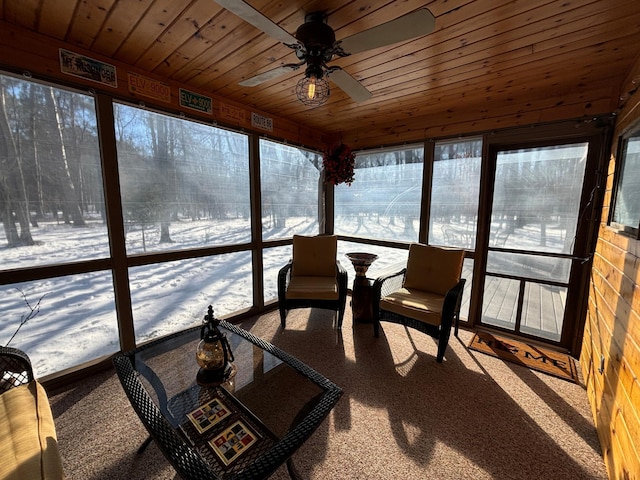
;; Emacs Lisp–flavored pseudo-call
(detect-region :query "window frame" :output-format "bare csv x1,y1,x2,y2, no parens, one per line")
609,121,640,239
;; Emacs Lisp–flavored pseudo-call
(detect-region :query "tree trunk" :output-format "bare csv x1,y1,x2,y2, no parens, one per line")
0,82,34,245
30,84,44,222
0,207,20,245
47,86,85,226
151,115,173,243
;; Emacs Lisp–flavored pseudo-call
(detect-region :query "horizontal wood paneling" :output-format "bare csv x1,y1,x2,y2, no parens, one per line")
582,52,640,480
1,0,639,149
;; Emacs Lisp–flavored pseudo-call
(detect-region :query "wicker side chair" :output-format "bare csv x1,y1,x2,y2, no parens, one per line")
278,235,348,328
372,243,466,362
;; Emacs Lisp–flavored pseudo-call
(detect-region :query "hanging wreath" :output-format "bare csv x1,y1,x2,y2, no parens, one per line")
322,143,356,186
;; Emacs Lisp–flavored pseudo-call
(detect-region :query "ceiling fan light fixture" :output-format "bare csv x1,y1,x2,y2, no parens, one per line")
224,4,435,105
296,69,329,107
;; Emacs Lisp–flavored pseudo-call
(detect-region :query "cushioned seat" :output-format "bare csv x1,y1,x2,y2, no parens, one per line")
278,234,348,328
373,243,466,362
285,276,339,300
379,288,446,326
0,381,65,480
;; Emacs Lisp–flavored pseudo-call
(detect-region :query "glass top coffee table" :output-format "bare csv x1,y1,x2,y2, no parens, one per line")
113,321,342,479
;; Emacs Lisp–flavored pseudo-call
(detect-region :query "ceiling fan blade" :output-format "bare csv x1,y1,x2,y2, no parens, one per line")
239,64,301,87
213,0,298,44
328,68,372,103
337,8,436,56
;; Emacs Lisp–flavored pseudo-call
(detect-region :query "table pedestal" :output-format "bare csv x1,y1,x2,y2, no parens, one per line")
345,253,378,324
351,276,375,323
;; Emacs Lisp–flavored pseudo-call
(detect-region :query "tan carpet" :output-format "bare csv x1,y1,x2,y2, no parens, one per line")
48,307,608,479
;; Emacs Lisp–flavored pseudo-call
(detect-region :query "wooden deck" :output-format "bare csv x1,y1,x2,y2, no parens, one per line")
459,262,565,342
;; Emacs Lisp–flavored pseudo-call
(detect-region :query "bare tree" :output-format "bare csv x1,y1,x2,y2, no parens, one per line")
0,82,34,246
147,113,173,243
45,86,85,226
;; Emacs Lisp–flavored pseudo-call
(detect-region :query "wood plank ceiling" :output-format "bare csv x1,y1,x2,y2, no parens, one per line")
2,0,639,149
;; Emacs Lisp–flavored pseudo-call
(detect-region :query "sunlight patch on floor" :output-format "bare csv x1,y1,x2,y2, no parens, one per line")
474,351,603,471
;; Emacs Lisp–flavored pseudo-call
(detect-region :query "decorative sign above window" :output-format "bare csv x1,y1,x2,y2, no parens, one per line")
179,88,212,114
220,103,246,124
59,49,117,88
127,72,171,103
251,112,273,132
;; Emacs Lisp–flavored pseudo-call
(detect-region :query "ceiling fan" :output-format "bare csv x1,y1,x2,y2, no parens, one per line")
213,1,436,106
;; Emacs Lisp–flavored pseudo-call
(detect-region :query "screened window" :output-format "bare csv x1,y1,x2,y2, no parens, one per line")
611,126,640,237
491,143,588,255
260,139,321,240
114,104,254,342
428,138,482,249
130,252,253,343
337,240,409,280
263,245,291,302
114,104,251,253
334,145,424,242
1,276,118,377
0,74,117,378
0,74,108,269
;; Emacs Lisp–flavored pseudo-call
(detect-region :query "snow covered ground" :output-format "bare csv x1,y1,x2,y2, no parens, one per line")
0,216,410,378
1,213,569,378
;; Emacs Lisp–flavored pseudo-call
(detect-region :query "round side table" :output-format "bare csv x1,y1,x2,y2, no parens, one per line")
345,253,378,323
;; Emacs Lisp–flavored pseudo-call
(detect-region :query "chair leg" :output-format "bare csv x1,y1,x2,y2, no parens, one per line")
436,328,452,362
337,306,345,329
373,320,380,338
137,435,153,454
279,305,287,328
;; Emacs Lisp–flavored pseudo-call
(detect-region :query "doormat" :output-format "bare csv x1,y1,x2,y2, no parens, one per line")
468,331,578,383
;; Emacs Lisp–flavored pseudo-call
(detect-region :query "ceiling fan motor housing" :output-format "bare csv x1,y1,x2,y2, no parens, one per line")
296,12,336,62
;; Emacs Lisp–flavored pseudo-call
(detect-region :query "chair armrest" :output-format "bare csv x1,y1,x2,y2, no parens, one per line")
373,268,406,300
441,278,466,333
372,268,406,320
336,259,348,286
277,260,293,303
0,346,35,393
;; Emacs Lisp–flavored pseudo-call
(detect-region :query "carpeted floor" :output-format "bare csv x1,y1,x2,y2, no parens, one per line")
48,307,608,479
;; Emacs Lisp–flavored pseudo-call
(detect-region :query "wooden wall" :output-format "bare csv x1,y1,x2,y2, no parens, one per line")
581,53,640,479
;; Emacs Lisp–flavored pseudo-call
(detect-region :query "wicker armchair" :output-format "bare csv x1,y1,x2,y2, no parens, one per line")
373,243,466,362
278,235,348,328
0,346,65,480
0,346,34,393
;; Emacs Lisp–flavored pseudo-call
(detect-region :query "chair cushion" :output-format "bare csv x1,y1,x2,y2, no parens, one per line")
286,275,339,300
291,235,337,277
380,287,445,326
403,243,464,295
0,381,65,480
